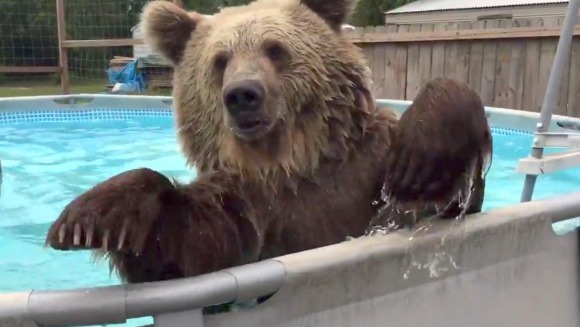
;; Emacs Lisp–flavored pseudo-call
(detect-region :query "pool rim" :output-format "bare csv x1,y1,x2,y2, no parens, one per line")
0,94,579,135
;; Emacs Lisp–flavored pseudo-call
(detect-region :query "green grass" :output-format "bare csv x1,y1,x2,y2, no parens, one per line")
0,79,172,97
0,79,103,97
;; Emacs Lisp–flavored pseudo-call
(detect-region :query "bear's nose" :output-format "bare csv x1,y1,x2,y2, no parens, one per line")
223,80,265,115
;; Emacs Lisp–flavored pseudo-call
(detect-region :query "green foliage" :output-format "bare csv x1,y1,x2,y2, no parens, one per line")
350,0,416,26
0,1,59,67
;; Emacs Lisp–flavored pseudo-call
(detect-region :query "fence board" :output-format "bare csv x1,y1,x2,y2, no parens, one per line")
405,24,422,99
373,25,387,98
456,21,472,84
536,17,559,113
493,20,513,108
383,25,398,99
417,23,433,92
468,21,485,96
522,18,543,111
508,19,526,110
443,22,459,79
394,24,409,100
430,23,446,79
480,20,499,106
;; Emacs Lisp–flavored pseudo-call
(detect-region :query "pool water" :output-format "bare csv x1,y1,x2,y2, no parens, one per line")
0,113,580,324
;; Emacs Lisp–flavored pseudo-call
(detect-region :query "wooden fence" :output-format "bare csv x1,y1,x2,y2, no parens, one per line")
345,17,580,117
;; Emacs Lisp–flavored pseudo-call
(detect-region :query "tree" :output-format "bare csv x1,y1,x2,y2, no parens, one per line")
351,0,416,26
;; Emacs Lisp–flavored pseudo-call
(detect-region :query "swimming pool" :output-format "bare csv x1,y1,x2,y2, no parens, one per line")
0,99,580,327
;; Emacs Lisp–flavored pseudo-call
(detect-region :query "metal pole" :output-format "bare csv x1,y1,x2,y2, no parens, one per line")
520,0,580,203
56,0,70,94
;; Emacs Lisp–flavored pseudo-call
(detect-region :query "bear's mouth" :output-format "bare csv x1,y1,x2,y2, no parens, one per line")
232,117,272,140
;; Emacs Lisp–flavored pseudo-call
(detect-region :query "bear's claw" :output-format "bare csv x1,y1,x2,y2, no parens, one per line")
85,223,95,247
47,220,130,253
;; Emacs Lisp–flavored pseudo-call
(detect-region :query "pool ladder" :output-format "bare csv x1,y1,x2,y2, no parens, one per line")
516,131,580,175
516,0,580,202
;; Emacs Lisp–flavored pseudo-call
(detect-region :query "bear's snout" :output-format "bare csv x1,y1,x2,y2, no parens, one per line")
222,79,273,141
223,79,265,115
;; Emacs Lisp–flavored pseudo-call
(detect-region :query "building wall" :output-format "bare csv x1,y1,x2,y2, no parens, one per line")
131,24,154,58
384,3,568,24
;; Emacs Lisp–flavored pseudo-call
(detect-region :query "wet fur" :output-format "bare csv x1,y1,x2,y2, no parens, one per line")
379,78,492,228
45,0,491,284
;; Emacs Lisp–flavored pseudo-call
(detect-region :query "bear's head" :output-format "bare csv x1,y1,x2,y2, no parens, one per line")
141,0,377,177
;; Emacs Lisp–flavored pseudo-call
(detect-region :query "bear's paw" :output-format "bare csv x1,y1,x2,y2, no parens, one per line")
45,168,176,255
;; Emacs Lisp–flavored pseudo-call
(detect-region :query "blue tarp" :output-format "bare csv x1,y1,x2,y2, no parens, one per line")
106,60,148,93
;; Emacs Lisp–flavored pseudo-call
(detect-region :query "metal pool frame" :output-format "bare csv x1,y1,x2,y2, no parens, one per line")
1,0,580,323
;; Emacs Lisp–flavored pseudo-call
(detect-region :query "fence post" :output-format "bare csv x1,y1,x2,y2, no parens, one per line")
520,0,580,202
56,0,70,94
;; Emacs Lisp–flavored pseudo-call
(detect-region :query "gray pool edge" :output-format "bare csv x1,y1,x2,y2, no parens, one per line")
1,94,580,326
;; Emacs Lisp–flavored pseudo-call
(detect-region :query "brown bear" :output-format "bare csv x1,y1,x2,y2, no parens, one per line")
45,0,492,285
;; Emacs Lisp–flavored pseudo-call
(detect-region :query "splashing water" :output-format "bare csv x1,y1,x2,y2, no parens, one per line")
402,245,461,280
364,158,484,279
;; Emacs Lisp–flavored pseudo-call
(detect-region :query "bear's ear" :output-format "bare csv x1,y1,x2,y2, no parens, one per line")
300,0,360,31
140,1,204,65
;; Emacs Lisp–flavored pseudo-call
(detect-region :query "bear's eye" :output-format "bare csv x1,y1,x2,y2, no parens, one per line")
264,42,287,62
213,54,229,71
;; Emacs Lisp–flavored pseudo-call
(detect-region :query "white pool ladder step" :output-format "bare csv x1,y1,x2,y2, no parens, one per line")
516,132,580,175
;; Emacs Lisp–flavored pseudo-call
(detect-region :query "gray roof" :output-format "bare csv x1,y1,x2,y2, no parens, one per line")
387,0,568,14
